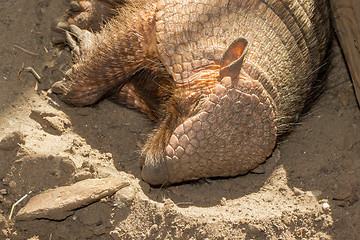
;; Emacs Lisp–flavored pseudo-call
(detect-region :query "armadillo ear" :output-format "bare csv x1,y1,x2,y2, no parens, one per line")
220,38,248,80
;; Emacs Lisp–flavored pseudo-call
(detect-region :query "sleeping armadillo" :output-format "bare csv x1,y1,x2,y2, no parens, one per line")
51,0,331,185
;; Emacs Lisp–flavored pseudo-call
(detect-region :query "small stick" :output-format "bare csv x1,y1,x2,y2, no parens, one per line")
176,201,194,206
17,63,25,83
9,191,33,220
13,45,39,56
24,67,41,82
17,143,32,156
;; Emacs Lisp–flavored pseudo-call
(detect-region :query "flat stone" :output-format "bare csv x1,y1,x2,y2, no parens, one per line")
16,176,130,220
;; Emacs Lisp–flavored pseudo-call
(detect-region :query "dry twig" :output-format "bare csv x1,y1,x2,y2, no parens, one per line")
13,44,39,56
24,67,42,82
17,63,25,83
17,143,33,156
9,191,33,220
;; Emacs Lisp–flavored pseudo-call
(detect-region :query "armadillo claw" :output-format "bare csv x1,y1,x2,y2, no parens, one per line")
51,67,100,107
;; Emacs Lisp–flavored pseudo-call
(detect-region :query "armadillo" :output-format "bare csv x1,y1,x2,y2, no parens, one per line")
52,0,332,185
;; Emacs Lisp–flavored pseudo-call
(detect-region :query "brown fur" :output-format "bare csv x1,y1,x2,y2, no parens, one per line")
59,1,224,162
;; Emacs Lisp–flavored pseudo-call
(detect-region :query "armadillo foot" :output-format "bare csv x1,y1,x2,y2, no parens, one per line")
52,0,121,46
51,68,90,107
51,23,98,106
142,74,277,185
66,24,96,56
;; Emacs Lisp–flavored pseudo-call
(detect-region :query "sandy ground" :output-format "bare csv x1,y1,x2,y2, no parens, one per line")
0,0,359,239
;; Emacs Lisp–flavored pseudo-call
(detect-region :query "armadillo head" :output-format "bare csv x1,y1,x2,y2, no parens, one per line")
142,38,277,186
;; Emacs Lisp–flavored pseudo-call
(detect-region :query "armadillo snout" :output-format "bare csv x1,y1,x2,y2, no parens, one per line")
141,159,169,186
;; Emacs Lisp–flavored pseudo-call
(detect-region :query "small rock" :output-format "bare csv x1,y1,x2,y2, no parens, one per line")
74,171,93,182
305,191,317,198
148,224,159,236
43,115,71,133
1,228,9,237
248,224,261,235
16,176,130,220
0,189,7,195
261,191,274,202
59,157,76,173
30,110,71,134
220,197,227,206
322,202,330,212
112,186,136,208
293,187,305,196
78,207,103,226
96,166,122,178
110,228,125,240
28,236,40,240
0,131,25,151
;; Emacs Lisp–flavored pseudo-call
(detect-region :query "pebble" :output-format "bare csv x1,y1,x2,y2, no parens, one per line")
74,171,93,182
113,186,136,208
110,228,124,240
293,187,305,196
220,197,227,206
0,189,7,195
322,202,330,211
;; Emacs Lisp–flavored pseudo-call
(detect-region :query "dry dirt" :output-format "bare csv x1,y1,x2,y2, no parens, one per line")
0,0,359,239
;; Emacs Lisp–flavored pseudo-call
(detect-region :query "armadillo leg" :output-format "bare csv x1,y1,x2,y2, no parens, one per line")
110,82,161,121
109,67,172,121
142,73,277,185
52,2,160,107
